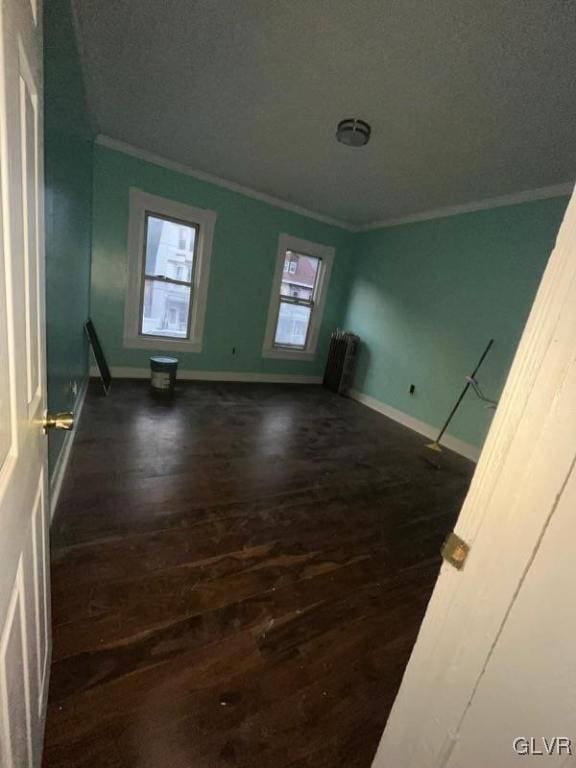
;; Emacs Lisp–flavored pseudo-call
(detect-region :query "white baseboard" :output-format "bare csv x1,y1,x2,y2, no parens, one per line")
90,366,322,385
348,389,480,462
49,376,89,520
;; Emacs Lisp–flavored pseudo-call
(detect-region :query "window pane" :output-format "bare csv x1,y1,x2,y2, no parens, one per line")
274,301,312,348
145,215,195,283
280,251,320,301
141,279,191,338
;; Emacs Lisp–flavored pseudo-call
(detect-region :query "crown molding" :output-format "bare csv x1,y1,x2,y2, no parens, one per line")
94,137,573,235
95,135,354,231
356,182,574,232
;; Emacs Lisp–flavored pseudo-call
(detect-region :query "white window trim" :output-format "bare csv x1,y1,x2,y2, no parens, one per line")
123,188,217,353
262,233,335,361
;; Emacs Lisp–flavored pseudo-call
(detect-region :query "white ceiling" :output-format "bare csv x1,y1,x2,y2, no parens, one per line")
74,0,576,226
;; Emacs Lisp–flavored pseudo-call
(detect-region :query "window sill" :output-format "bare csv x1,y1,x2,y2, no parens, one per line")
123,335,203,354
262,347,316,361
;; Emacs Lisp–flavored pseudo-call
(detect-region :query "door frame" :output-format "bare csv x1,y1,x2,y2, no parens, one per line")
372,185,576,767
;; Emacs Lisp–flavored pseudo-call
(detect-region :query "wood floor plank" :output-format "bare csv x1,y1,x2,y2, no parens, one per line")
43,380,473,767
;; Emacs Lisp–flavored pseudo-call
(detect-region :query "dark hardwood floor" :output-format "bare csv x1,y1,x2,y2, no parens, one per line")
43,380,473,768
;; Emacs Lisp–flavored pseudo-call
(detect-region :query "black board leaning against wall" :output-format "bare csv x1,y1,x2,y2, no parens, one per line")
85,319,111,394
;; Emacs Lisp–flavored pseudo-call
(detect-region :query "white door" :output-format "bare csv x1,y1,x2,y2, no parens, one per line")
372,185,576,768
446,461,576,766
0,0,50,765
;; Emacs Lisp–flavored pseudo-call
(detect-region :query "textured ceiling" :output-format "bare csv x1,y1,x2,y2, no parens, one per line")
74,0,576,226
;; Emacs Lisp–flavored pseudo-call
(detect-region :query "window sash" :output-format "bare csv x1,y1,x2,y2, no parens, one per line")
277,294,315,309
139,278,193,340
143,273,193,289
274,298,314,350
139,211,199,339
279,253,322,296
273,252,321,349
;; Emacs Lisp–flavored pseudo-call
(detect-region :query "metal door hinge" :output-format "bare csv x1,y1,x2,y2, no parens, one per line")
441,531,470,570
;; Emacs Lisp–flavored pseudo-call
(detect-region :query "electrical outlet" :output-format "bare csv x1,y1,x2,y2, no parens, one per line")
409,384,416,396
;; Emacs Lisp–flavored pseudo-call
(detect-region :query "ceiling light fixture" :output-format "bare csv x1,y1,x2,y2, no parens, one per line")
336,118,371,147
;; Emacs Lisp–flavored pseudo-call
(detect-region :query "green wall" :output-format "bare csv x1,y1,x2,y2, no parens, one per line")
44,0,94,478
90,141,568,452
343,197,569,449
90,144,353,376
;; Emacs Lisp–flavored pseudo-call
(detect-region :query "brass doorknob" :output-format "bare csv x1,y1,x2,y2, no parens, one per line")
42,411,75,432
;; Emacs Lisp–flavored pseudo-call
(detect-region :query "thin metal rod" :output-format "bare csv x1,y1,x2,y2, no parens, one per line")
435,339,494,444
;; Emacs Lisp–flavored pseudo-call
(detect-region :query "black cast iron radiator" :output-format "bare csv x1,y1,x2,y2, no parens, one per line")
323,330,359,394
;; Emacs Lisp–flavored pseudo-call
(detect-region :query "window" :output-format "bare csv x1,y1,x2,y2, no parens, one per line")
124,189,217,353
274,250,320,348
262,234,334,360
140,215,196,339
